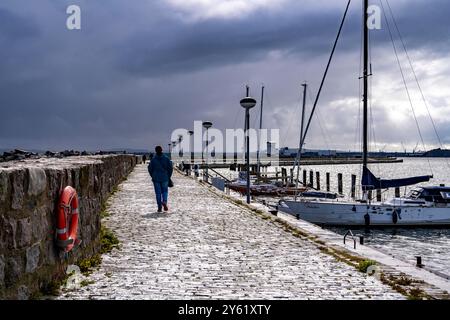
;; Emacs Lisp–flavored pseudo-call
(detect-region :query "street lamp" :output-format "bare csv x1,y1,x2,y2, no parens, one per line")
240,96,257,204
202,121,212,182
188,130,194,164
177,135,183,158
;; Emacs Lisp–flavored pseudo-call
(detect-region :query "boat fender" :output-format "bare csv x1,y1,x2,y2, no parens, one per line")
392,210,398,224
364,213,370,226
352,205,356,212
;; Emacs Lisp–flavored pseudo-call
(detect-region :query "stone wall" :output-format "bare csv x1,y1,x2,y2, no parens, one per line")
0,155,140,299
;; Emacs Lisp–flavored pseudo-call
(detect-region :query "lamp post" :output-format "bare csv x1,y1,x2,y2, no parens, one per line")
178,135,183,158
202,121,212,182
188,130,194,164
240,95,257,204
171,141,177,159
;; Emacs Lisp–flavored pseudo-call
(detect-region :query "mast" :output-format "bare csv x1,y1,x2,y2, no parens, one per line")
294,83,307,200
363,0,369,173
256,85,264,180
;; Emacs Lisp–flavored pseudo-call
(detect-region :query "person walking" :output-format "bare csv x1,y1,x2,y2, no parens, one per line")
148,146,173,212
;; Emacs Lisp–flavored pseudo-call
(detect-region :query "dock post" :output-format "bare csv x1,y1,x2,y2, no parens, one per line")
326,172,330,192
395,187,400,198
290,168,294,184
351,174,356,199
376,189,382,202
303,170,307,186
337,173,343,194
309,170,314,188
281,168,287,185
316,172,320,190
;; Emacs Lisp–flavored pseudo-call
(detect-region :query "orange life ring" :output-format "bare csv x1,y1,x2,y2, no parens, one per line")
56,186,80,252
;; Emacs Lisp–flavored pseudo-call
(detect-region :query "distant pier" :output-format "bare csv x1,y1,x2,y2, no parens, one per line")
191,157,402,169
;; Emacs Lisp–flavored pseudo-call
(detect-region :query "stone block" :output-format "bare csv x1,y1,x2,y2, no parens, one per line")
31,208,49,243
0,255,5,288
17,217,32,248
11,169,26,210
0,170,9,203
2,218,17,249
44,240,58,264
4,256,23,288
17,285,30,300
26,244,40,273
27,168,47,196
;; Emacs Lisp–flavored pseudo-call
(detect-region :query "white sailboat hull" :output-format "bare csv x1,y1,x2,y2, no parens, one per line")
282,199,450,226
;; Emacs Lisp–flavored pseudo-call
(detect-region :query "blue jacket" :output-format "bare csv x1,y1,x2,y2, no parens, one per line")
148,154,173,182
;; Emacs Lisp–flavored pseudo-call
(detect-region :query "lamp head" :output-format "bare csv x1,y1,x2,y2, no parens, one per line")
202,121,212,129
240,97,257,109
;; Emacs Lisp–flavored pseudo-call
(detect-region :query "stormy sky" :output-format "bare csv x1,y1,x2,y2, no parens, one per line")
0,0,449,152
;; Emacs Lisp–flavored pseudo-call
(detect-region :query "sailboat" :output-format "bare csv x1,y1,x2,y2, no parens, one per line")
282,0,450,226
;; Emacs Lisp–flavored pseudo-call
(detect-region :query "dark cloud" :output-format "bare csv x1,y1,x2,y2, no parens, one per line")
0,0,449,151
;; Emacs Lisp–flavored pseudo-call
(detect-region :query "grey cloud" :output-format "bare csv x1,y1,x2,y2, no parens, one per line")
0,0,449,151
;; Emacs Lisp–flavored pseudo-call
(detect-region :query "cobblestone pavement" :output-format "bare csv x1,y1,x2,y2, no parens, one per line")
59,164,404,300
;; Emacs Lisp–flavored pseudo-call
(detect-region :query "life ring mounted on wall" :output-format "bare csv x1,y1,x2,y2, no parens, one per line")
56,186,81,253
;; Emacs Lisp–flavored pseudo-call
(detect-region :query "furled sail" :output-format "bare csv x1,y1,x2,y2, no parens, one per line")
361,167,432,190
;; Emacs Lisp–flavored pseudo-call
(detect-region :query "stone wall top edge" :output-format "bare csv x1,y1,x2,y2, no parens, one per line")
0,154,135,171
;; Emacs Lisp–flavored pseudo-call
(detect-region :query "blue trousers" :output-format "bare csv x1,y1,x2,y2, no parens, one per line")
153,181,169,208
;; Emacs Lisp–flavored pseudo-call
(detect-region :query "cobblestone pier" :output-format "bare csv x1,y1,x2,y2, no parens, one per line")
60,164,403,300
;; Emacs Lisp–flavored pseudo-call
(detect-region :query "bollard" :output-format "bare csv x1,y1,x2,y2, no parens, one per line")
337,173,343,194
326,172,330,192
416,256,423,267
309,170,314,188
316,171,320,190
269,205,278,216
282,168,287,185
296,213,300,220
359,235,364,245
351,174,356,199
395,187,400,198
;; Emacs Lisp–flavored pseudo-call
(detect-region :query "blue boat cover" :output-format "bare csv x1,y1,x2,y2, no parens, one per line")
361,167,432,190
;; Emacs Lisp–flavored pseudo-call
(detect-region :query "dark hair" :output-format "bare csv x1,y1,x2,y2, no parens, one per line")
155,146,163,154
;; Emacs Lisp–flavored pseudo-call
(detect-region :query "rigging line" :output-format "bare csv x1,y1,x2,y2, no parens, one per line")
385,0,450,169
355,10,364,154
232,103,241,129
306,85,332,151
280,90,302,146
298,0,352,155
379,0,433,175
293,0,352,200
252,86,263,129
368,23,378,158
316,110,331,151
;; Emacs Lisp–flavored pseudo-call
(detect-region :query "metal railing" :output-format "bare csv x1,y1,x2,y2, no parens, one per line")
343,230,357,249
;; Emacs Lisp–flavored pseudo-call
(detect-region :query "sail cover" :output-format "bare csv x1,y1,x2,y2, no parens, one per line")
361,167,432,190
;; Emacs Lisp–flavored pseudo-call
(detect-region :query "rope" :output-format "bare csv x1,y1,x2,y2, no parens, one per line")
298,0,352,154
280,89,302,146
379,0,433,175
385,0,450,170
306,85,332,151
